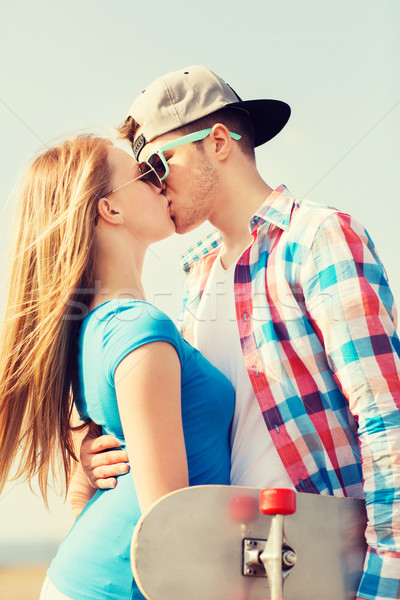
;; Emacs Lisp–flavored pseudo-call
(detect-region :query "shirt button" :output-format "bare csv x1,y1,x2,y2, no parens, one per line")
243,311,247,322
253,365,259,377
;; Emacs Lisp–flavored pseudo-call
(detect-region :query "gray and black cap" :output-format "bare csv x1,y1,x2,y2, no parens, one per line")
127,65,291,160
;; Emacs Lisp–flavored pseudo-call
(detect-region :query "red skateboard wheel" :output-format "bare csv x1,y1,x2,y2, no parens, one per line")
259,488,296,515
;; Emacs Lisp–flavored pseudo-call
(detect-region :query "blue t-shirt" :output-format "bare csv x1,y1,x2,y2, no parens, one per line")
48,300,235,600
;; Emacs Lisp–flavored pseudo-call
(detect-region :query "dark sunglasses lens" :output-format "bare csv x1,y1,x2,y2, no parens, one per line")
147,153,166,179
139,162,162,189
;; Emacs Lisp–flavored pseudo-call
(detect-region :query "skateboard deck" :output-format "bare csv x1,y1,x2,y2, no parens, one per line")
131,485,367,600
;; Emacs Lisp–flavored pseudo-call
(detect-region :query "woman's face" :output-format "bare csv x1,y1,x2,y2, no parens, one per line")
105,145,175,244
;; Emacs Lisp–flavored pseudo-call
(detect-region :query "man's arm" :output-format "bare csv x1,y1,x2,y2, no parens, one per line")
71,419,130,503
68,417,100,517
302,211,400,600
78,420,130,490
69,420,130,516
68,459,96,518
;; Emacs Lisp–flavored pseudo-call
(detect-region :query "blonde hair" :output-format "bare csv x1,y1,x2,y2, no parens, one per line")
0,134,111,504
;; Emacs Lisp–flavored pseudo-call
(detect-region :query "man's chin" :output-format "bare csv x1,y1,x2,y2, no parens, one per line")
173,219,200,236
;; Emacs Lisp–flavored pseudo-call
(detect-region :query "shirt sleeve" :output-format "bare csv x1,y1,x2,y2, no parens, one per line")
301,211,400,600
101,302,184,386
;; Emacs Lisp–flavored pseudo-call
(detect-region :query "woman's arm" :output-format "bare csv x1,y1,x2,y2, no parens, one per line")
115,340,188,513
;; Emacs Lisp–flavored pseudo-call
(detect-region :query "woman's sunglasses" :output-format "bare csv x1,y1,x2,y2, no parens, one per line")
138,128,241,183
103,164,163,196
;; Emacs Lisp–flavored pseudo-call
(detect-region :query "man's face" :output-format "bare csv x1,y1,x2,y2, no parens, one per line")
138,130,220,234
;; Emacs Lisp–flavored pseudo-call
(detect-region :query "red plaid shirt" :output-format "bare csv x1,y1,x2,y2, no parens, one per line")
179,185,400,600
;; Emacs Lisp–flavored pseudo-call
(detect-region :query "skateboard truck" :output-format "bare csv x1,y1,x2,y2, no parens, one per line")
242,489,296,600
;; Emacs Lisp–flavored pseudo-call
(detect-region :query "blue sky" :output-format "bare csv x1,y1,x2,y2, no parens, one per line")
0,0,399,557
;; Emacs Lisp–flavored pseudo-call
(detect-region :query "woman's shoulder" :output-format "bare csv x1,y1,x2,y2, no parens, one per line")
81,299,185,385
85,299,183,352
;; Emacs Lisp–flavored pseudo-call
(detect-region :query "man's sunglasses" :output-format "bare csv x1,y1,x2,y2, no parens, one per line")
138,128,241,183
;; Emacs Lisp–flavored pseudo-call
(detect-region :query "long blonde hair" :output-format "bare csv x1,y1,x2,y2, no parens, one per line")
0,134,111,503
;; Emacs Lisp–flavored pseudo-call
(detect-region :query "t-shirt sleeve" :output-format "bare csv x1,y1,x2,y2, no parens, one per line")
102,302,185,386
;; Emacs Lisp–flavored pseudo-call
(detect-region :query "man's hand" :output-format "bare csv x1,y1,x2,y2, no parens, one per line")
80,421,130,489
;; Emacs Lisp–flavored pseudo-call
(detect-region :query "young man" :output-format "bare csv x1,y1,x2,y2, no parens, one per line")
80,66,400,600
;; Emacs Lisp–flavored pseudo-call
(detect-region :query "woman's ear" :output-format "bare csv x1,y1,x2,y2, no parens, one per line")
97,198,124,224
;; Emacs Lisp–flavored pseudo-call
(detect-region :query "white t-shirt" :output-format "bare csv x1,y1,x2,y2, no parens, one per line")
193,253,295,489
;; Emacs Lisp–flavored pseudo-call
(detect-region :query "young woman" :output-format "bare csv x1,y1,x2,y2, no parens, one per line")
0,135,235,599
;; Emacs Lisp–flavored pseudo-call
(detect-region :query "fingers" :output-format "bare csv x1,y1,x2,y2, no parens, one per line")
88,449,129,470
92,435,126,453
92,463,130,482
79,430,130,490
96,477,118,490
84,458,129,490
81,433,124,456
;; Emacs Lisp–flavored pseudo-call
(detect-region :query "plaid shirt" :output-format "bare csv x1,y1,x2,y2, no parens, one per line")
179,185,400,600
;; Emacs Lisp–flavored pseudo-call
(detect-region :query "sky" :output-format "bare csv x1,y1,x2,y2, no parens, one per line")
0,0,399,563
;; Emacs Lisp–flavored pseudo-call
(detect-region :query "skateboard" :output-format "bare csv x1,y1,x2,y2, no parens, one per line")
131,485,367,600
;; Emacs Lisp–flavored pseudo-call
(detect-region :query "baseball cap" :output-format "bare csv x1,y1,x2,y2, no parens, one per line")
127,65,291,160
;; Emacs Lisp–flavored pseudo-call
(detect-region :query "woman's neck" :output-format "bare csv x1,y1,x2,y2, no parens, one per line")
89,234,147,311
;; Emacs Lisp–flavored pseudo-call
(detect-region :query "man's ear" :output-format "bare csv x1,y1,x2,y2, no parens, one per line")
97,198,124,224
209,123,234,162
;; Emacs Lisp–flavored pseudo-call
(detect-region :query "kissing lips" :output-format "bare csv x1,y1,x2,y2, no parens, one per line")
165,198,174,223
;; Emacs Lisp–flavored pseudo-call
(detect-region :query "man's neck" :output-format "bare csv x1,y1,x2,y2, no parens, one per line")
210,173,274,269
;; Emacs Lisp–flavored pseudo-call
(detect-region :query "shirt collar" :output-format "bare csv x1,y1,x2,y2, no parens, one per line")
180,229,223,272
181,185,294,272
249,184,294,234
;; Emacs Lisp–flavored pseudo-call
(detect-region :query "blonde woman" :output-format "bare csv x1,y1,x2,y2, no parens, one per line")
0,135,234,599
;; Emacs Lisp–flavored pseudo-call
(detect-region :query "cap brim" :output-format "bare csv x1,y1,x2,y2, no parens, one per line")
229,99,290,147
